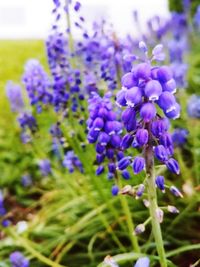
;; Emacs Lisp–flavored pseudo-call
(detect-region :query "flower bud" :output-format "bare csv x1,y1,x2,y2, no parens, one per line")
134,224,145,235
110,135,121,148
167,205,180,214
170,185,183,197
111,185,119,196
108,163,116,173
132,157,145,174
135,63,151,80
116,89,127,107
96,165,104,175
157,91,176,113
98,132,110,146
125,87,142,107
136,129,149,146
120,134,134,150
154,145,168,162
117,156,131,170
143,199,150,208
163,78,177,94
151,118,169,137
144,80,162,101
156,208,164,223
120,185,133,194
157,66,173,82
121,170,131,180
96,143,105,154
155,176,165,192
136,184,145,199
106,148,115,159
166,159,180,175
165,103,180,120
121,72,136,89
140,103,156,122
93,117,104,131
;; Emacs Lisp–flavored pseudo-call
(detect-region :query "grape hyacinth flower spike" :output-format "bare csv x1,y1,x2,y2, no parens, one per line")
116,42,182,267
10,251,29,267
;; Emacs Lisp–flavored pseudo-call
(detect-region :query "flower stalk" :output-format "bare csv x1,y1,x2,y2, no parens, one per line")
145,143,168,267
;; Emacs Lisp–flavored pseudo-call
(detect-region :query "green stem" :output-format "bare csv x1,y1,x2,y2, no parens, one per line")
7,228,66,267
145,145,167,267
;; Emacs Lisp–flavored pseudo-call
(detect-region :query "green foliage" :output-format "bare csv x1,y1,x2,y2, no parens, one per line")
168,0,200,15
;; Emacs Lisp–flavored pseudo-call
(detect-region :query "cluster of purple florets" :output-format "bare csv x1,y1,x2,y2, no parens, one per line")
22,59,52,113
87,92,125,179
116,42,180,176
10,251,29,267
63,150,84,173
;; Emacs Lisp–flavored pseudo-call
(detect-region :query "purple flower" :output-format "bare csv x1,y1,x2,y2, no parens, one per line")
134,257,150,267
144,80,162,101
38,159,51,176
136,184,145,198
111,185,119,196
125,87,142,107
154,145,168,162
122,170,131,180
6,81,24,112
10,251,29,267
74,1,81,12
166,158,180,175
170,186,183,198
117,157,131,171
0,190,6,216
116,42,180,180
132,157,145,174
63,151,84,173
21,175,32,187
96,165,104,175
172,128,188,146
187,95,200,118
157,66,173,83
140,103,156,122
136,129,148,147
120,134,134,150
121,72,136,89
157,92,176,113
22,59,52,110
87,93,122,176
155,176,165,191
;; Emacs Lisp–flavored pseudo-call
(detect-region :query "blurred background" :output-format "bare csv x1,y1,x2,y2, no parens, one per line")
0,0,169,39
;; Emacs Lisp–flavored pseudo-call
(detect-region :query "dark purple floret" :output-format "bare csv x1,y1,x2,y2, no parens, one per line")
111,185,119,196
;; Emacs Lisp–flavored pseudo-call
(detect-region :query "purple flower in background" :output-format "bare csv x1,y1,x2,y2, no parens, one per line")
18,112,37,133
6,81,24,112
21,175,32,187
134,257,150,267
0,190,6,216
194,5,200,30
87,92,122,177
172,128,188,146
10,251,29,267
38,159,51,176
22,59,52,111
187,95,200,118
63,150,84,173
